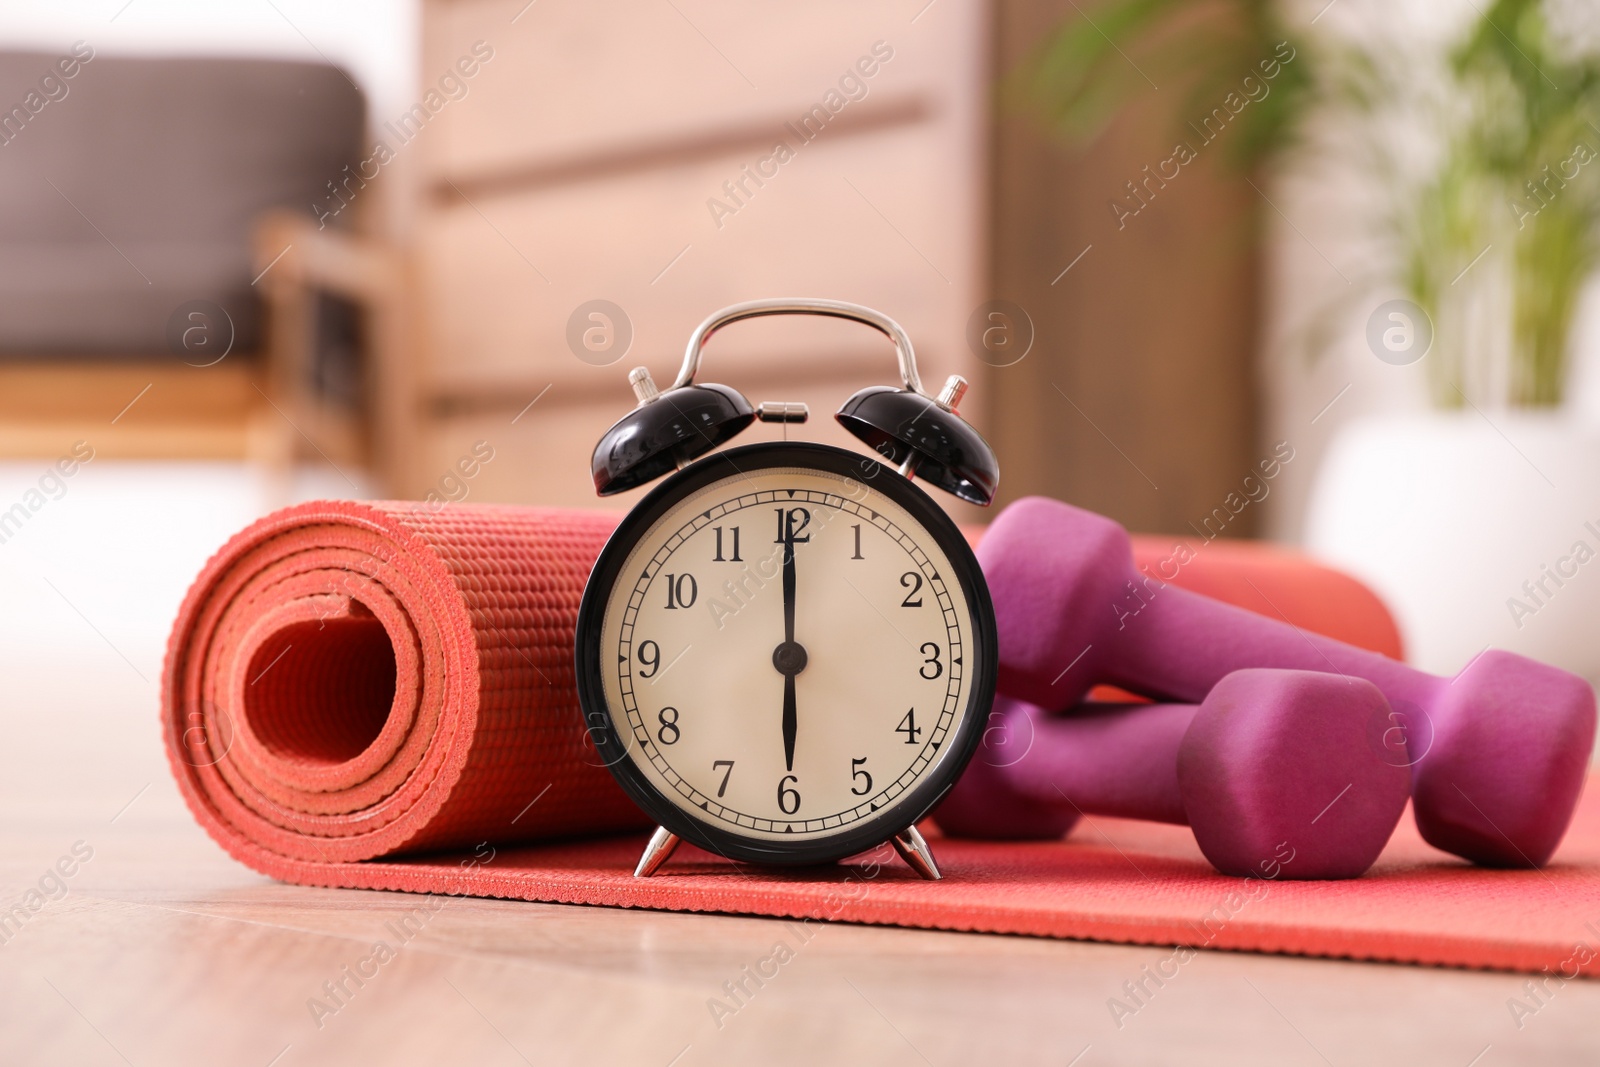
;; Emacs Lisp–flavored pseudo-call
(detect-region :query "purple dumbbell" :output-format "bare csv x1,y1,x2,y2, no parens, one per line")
980,496,1597,868
937,670,1411,878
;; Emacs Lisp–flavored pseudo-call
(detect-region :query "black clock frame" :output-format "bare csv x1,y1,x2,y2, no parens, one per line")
574,441,997,867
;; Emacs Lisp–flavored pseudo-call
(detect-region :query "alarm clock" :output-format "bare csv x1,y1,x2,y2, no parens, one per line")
574,299,999,880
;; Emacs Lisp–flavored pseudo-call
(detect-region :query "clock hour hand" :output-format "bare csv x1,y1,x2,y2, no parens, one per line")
782,673,797,773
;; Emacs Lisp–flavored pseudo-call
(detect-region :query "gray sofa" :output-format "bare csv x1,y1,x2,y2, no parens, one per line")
0,50,364,355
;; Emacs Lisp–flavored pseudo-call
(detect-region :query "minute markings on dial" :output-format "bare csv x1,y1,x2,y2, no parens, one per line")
612,485,965,835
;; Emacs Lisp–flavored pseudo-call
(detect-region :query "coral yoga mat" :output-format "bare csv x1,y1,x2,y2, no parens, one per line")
164,501,1600,976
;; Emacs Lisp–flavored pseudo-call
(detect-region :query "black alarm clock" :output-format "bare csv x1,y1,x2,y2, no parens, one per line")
574,299,999,880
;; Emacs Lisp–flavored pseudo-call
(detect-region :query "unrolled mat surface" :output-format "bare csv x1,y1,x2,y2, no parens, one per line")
164,501,1600,977
217,788,1600,978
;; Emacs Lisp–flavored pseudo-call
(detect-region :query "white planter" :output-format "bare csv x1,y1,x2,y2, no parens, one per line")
1304,412,1600,684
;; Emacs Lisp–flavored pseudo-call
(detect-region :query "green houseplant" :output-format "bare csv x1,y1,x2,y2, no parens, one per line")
1412,0,1600,406
1023,0,1600,408
1017,0,1313,170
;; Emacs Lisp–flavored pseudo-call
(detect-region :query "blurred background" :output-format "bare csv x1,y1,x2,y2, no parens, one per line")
2,0,1598,816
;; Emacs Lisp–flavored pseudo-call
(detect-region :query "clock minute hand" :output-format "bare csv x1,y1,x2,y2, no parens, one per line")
782,524,796,644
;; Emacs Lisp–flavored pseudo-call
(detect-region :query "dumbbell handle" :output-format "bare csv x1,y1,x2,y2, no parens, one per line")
1094,585,1442,714
998,700,1192,824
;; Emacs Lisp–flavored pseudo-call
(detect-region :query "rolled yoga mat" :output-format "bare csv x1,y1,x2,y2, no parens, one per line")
162,500,649,876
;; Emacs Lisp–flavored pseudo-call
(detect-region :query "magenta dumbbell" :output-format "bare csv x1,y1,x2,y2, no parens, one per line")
981,496,1597,868
937,670,1411,878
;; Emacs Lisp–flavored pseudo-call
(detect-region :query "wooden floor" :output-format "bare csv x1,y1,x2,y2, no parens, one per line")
1,668,1598,1065
6,805,1600,1063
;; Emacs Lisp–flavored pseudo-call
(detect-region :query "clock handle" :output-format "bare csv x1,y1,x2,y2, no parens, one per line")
673,298,927,397
670,298,999,506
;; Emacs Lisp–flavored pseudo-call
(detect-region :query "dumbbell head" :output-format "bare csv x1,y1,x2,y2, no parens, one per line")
1411,649,1595,867
975,497,1130,705
937,670,1411,879
1180,670,1410,878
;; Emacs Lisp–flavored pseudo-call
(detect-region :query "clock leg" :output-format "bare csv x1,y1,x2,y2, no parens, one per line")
633,826,682,878
891,824,942,881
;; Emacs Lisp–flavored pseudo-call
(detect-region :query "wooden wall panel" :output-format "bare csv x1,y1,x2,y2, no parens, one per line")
415,121,982,400
421,0,968,186
981,0,1261,536
408,0,995,515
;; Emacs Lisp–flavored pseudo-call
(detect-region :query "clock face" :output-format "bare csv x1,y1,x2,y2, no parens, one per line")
578,443,994,863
